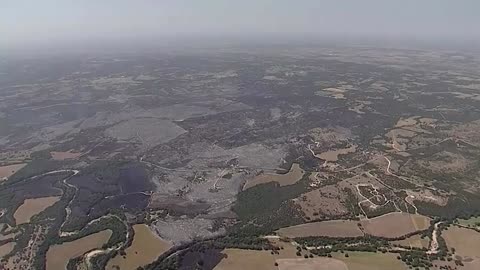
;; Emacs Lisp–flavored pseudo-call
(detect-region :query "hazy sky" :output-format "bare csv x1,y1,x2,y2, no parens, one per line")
3,0,480,48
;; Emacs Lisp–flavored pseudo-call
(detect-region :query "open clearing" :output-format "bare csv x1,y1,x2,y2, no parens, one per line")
0,163,26,180
46,230,112,270
50,151,82,160
276,258,348,270
361,213,430,238
107,224,172,270
318,145,356,162
277,220,363,238
443,226,480,259
213,249,276,270
14,196,60,225
243,163,304,190
0,242,15,257
277,213,430,239
332,252,406,270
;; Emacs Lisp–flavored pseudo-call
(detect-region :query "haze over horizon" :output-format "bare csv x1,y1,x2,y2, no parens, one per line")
2,0,480,51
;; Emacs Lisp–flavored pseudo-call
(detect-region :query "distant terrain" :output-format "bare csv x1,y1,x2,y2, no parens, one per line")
1,45,480,270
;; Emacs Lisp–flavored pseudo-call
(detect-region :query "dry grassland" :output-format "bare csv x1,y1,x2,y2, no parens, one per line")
332,252,406,270
50,151,82,160
443,226,480,259
107,224,172,270
0,242,15,257
46,230,112,270
0,163,26,181
361,213,430,238
277,220,363,238
213,249,276,270
243,163,304,190
14,196,60,225
276,258,348,270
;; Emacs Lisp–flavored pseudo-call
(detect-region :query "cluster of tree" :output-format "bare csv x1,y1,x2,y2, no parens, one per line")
230,179,307,235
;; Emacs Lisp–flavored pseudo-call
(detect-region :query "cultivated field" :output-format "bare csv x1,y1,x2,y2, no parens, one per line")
391,234,429,249
318,145,357,162
0,242,15,257
277,220,363,238
443,226,480,259
361,213,430,238
276,258,348,270
277,213,430,239
46,230,112,270
50,151,82,160
14,196,60,225
107,224,172,270
332,252,406,270
213,249,276,270
243,163,304,190
0,163,26,180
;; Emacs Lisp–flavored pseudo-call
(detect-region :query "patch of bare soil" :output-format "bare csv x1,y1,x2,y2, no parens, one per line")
107,224,172,270
50,150,82,160
276,258,348,270
443,226,480,260
317,145,357,162
391,234,429,249
0,242,15,257
361,213,430,238
46,230,112,270
214,249,275,270
277,220,364,238
0,163,26,181
243,163,304,190
14,196,61,225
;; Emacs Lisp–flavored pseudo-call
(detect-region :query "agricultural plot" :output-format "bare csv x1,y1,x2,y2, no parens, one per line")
14,196,60,225
46,230,112,270
107,224,172,270
0,163,26,181
243,163,304,190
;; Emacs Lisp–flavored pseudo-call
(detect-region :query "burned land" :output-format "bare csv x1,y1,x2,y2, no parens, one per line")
1,46,480,270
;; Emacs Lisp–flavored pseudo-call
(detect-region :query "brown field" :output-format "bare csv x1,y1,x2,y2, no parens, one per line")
361,213,430,238
46,230,112,270
276,258,348,270
0,242,15,257
14,196,61,225
213,249,276,270
243,163,304,190
391,234,429,249
332,252,406,270
0,163,26,180
318,145,356,162
50,151,82,160
443,226,480,259
107,224,172,270
277,220,363,238
278,213,429,239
